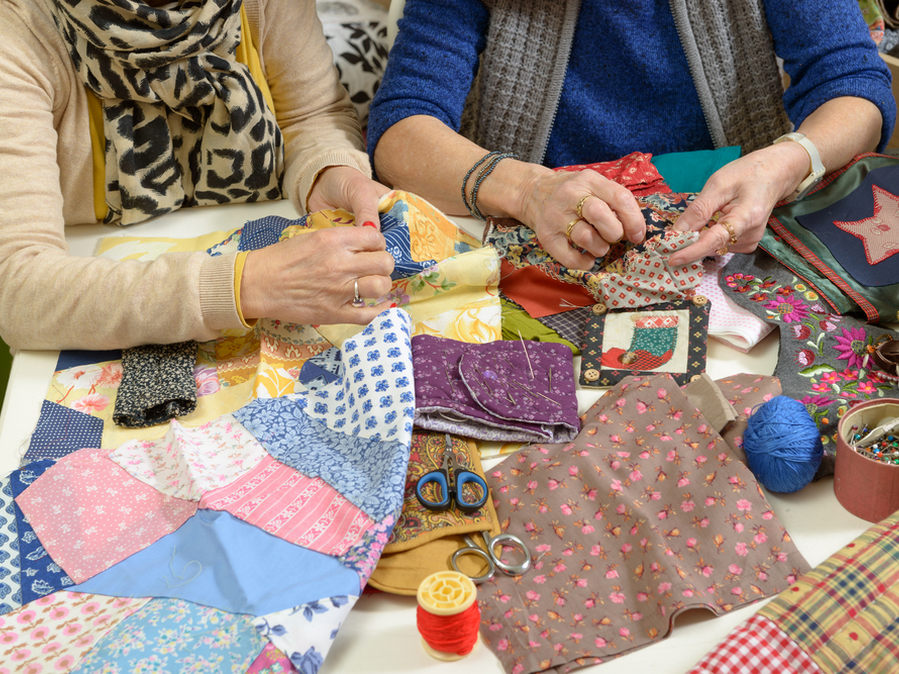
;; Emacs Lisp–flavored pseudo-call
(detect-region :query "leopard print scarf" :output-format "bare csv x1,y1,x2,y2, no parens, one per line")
51,0,283,225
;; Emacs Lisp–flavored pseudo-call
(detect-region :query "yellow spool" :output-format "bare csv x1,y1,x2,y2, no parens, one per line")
416,570,478,661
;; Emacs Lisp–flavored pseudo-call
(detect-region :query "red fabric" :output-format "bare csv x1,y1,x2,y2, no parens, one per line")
554,151,672,196
689,614,821,674
499,258,596,318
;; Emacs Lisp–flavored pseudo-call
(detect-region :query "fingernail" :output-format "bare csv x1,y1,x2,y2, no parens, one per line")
362,221,377,228
389,302,397,308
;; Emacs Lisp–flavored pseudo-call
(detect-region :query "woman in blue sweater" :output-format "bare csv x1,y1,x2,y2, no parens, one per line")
368,0,894,269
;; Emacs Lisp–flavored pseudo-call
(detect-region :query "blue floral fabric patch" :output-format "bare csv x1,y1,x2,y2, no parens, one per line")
72,598,267,673
254,594,357,674
4,460,74,610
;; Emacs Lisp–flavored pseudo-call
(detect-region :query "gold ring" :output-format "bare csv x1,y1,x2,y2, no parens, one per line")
575,194,591,220
720,221,738,246
565,218,581,245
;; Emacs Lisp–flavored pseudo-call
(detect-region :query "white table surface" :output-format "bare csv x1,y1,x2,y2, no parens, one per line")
0,200,872,674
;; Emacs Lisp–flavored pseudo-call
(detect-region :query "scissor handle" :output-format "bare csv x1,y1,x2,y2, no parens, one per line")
453,469,489,513
483,532,531,576
451,536,496,584
415,469,451,511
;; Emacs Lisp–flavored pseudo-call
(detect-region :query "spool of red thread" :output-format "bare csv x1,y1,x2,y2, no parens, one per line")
416,570,480,660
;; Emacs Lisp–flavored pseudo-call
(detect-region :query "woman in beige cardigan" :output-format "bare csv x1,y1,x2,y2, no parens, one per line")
0,0,394,351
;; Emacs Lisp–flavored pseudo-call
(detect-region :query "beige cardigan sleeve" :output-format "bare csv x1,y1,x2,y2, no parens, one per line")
0,0,369,351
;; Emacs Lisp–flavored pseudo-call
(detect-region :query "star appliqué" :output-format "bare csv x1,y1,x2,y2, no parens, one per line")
833,185,899,265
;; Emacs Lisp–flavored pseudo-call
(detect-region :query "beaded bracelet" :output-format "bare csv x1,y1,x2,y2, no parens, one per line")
460,150,517,220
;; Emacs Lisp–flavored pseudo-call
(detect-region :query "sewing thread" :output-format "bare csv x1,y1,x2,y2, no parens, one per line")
416,571,480,660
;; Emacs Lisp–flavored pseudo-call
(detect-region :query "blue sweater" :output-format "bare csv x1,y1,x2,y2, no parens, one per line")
368,0,895,167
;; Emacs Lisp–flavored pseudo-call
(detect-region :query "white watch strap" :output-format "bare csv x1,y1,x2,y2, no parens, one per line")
773,132,825,200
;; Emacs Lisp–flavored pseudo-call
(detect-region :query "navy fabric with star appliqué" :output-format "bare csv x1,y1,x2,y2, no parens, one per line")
759,153,899,322
794,165,899,287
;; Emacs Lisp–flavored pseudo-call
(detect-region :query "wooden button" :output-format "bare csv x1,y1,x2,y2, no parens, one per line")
692,294,709,306
583,368,600,382
591,303,607,315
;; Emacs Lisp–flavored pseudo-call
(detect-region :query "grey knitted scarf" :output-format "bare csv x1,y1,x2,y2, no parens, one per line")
462,0,791,163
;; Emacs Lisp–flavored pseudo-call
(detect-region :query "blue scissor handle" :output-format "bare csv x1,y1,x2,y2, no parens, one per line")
415,467,451,511
453,469,488,513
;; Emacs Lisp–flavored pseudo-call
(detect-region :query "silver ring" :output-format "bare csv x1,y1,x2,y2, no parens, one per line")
351,279,364,308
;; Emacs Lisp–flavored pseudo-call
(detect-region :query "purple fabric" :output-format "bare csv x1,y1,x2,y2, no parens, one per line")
412,335,580,443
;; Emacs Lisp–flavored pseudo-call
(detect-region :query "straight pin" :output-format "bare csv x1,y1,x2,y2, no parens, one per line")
517,329,534,380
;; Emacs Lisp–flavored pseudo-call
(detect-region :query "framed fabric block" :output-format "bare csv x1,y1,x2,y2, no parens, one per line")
579,299,710,387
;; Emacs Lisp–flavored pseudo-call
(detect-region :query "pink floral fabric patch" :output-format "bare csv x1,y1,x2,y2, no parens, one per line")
0,591,148,674
199,455,375,557
109,415,267,501
15,448,197,583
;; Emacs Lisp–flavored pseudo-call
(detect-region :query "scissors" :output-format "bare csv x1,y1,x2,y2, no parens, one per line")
415,433,489,513
451,530,532,584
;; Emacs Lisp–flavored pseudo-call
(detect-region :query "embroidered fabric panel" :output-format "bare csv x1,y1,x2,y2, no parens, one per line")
480,374,808,674
794,165,899,286
109,415,267,501
254,594,357,674
15,448,198,583
485,192,702,308
688,614,822,674
112,341,198,428
758,511,899,673
412,334,580,443
700,254,774,353
7,460,74,606
72,510,361,617
70,598,267,674
0,591,149,674
720,254,898,471
23,400,105,463
580,300,710,387
199,455,376,556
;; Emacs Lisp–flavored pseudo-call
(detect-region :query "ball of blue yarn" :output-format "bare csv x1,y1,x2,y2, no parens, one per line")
742,395,823,493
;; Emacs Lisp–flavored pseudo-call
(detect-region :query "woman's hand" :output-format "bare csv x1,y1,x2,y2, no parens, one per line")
240,225,395,326
516,167,646,270
308,165,391,229
667,142,812,266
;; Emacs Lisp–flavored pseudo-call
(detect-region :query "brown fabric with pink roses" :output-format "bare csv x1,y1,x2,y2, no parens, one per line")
480,373,809,674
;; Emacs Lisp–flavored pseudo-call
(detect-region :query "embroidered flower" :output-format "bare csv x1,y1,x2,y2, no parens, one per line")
775,285,793,295
800,394,834,410
819,371,842,385
796,349,815,367
833,327,870,369
791,324,811,340
765,294,808,323
818,317,839,333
